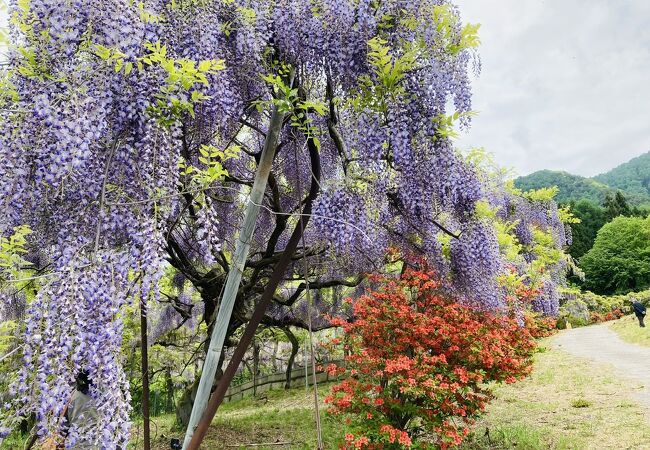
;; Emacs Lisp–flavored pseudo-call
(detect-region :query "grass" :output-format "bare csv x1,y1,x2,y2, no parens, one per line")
8,333,650,449
609,314,650,347
136,338,650,449
131,385,348,450
570,398,592,408
1,386,345,449
461,338,650,449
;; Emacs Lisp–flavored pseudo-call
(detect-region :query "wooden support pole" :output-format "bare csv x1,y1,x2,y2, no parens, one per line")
185,127,321,450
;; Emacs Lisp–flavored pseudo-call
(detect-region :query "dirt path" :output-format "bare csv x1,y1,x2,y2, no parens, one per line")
554,323,650,408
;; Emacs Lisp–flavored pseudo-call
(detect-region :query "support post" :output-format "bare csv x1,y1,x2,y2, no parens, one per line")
140,298,151,450
184,125,321,450
181,107,285,449
304,344,308,391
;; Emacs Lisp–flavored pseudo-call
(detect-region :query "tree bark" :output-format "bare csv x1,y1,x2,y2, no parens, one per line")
252,340,260,396
185,116,322,450
165,367,174,413
283,327,299,389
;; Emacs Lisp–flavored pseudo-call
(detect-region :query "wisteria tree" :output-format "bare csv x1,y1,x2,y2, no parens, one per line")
0,0,570,447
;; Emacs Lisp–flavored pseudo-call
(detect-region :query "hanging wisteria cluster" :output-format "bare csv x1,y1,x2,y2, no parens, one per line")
1,0,179,445
0,0,571,446
483,178,572,317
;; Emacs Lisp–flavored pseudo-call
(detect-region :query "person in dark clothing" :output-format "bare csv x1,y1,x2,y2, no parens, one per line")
632,299,646,328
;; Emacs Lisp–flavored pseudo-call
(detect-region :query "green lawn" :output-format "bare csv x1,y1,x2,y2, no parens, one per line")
134,386,347,450
609,314,650,347
462,339,650,449
8,335,650,449
132,338,650,449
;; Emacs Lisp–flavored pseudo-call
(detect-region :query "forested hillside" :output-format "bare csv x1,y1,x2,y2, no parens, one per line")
593,151,650,203
514,151,650,206
514,170,612,204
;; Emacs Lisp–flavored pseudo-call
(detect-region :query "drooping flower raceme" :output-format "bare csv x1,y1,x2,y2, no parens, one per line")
0,0,569,446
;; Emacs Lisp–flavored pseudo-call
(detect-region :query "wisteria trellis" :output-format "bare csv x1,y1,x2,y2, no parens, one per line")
0,0,570,446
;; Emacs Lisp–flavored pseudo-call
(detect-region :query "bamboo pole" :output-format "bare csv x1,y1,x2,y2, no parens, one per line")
185,124,321,450
140,297,151,450
181,106,285,449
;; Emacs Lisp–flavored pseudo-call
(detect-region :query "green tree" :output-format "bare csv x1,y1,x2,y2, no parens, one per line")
567,199,607,259
580,216,650,294
603,191,632,221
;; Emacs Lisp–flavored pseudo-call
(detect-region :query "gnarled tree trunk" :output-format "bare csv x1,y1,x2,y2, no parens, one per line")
283,327,299,389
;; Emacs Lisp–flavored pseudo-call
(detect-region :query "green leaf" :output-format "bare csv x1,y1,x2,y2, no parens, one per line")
94,44,111,61
198,60,212,72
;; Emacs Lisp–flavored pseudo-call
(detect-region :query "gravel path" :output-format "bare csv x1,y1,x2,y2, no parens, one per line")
554,323,650,408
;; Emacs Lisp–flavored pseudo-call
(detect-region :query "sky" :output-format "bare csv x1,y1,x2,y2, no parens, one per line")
1,2,649,177
455,0,650,177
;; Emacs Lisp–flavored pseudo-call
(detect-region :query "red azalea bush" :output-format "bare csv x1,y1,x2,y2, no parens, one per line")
523,313,557,338
589,309,623,323
604,308,624,321
326,269,537,449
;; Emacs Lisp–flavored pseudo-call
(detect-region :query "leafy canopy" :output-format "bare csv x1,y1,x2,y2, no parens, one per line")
581,216,650,294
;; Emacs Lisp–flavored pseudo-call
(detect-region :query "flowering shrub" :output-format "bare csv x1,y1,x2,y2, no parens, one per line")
604,308,624,321
590,309,624,323
590,311,606,323
559,287,648,327
326,269,536,449
523,313,557,338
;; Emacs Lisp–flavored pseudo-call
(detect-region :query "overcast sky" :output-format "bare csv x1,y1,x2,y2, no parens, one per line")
455,0,650,177
2,2,649,177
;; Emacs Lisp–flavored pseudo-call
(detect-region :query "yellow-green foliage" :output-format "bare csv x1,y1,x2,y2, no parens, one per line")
0,320,17,355
494,221,523,262
530,228,563,267
350,37,420,114
428,4,480,55
0,225,33,280
178,144,240,206
558,204,580,224
0,71,19,107
138,41,225,123
559,286,650,317
464,152,572,296
523,186,559,202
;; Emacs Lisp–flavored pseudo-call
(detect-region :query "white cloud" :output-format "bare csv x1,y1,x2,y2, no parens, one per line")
454,0,650,177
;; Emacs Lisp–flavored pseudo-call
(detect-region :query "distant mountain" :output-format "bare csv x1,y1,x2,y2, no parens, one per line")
593,151,650,204
514,170,614,204
514,151,650,206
